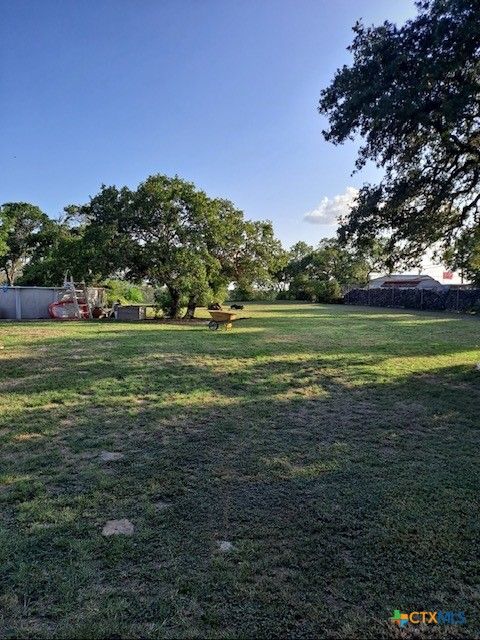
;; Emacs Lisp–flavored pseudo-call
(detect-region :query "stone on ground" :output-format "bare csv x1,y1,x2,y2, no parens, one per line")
154,500,171,511
217,540,234,553
102,519,134,536
100,451,124,462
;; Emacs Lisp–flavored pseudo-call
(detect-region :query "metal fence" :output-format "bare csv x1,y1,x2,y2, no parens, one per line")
344,287,480,313
0,286,104,320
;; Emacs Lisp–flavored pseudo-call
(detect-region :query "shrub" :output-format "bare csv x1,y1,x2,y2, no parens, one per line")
288,274,316,302
104,279,144,306
286,276,343,303
314,279,342,303
153,288,180,316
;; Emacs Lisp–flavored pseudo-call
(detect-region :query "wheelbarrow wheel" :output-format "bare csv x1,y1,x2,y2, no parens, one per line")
208,320,219,331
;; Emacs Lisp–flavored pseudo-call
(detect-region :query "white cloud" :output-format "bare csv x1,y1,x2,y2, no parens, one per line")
303,186,358,225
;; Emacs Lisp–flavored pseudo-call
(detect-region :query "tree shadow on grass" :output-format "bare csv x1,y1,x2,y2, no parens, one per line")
0,345,479,639
1,310,478,407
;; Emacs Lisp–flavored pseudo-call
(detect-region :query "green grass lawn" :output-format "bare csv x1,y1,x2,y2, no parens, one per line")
0,303,479,639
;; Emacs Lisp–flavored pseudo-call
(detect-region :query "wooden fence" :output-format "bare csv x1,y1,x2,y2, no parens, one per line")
344,288,480,313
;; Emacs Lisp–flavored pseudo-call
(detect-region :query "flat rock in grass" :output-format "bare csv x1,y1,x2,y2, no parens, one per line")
154,500,171,512
217,540,234,553
102,519,134,536
100,451,124,462
476,363,480,371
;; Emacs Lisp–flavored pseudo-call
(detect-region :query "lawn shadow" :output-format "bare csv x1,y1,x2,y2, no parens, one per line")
1,305,479,636
1,334,479,639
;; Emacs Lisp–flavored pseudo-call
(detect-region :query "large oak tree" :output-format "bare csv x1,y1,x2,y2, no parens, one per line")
71,175,283,318
319,0,480,269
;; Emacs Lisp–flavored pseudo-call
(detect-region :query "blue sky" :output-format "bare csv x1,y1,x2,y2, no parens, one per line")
1,0,417,248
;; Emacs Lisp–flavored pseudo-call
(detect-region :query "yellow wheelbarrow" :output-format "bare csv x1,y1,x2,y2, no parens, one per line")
207,310,249,330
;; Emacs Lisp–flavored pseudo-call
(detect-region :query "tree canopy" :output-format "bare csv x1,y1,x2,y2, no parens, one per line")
0,202,55,285
18,220,89,287
280,238,370,302
443,226,480,286
69,175,283,317
319,0,480,269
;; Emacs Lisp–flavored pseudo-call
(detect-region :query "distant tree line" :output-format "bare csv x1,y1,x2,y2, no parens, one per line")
228,238,392,304
0,176,285,318
272,238,392,303
0,177,394,313
2,179,474,315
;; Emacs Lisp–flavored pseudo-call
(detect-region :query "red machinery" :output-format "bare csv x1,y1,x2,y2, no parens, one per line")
48,276,92,320
48,300,90,320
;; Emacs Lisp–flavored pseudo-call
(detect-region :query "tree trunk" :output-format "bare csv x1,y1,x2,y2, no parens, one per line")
168,288,181,318
5,267,13,286
183,295,197,320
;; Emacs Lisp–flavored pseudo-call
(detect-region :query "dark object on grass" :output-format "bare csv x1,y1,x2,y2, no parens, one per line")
230,304,244,310
208,303,222,310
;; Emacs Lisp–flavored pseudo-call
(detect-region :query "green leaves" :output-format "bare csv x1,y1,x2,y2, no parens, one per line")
443,225,480,286
62,174,283,317
319,0,480,261
0,202,53,285
285,238,370,302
